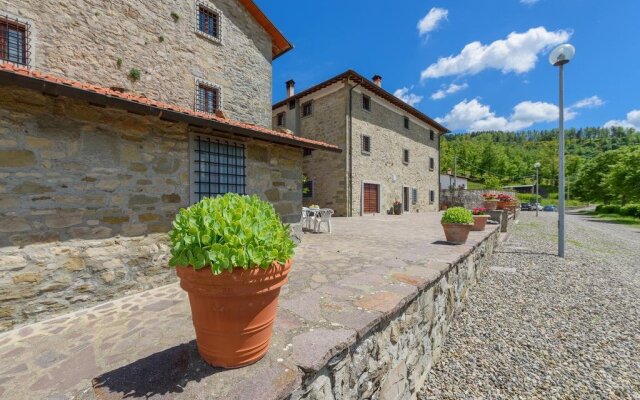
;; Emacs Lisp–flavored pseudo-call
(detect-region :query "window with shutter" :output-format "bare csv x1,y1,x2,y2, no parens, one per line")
362,135,371,154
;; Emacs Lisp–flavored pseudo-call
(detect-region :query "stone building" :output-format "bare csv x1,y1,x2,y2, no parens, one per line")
272,70,449,217
0,1,338,331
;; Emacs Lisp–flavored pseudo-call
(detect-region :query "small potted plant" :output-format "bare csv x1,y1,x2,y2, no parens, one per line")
392,199,402,215
441,207,474,244
169,193,296,368
482,193,498,210
471,207,490,231
497,193,517,210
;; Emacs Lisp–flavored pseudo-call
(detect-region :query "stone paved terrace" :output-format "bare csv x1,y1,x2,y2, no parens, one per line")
0,213,502,399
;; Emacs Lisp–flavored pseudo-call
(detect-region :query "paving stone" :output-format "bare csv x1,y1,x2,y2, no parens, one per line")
291,328,357,372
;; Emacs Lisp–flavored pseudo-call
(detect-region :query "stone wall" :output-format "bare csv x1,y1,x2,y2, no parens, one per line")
0,0,273,127
0,87,303,331
290,227,500,399
350,87,440,216
441,189,517,209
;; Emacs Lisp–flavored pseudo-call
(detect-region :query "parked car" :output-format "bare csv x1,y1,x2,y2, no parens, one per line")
543,205,557,212
532,203,543,211
521,203,532,211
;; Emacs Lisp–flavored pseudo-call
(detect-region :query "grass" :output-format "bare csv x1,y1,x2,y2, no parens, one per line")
575,210,640,226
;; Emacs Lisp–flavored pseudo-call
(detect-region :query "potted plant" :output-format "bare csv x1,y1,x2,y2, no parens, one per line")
169,193,296,368
482,193,498,210
471,207,490,231
441,207,474,244
392,199,402,215
497,193,517,210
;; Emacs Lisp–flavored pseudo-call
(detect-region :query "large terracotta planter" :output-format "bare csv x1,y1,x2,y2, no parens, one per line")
472,215,490,231
498,201,518,210
442,223,473,244
176,260,291,368
482,200,498,210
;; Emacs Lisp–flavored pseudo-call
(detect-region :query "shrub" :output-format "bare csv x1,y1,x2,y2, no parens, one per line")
168,193,296,275
128,68,141,81
621,204,640,218
441,207,473,224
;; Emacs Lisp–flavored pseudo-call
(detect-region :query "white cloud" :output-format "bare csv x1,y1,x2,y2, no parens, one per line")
604,109,640,130
435,97,601,132
417,8,448,37
571,95,604,109
393,87,424,107
431,82,469,100
420,27,571,81
521,0,540,5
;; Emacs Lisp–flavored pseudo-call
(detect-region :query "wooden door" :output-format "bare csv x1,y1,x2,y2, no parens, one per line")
363,183,379,214
403,187,410,212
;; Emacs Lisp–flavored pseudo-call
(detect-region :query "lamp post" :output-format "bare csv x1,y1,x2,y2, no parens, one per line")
549,44,575,258
534,162,541,217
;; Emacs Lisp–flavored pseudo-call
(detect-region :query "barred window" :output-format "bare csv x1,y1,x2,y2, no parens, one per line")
197,5,220,39
429,157,435,171
303,148,313,157
403,149,410,164
191,135,245,202
429,190,435,204
277,111,286,126
412,188,418,205
302,101,312,117
0,16,29,66
196,82,220,114
288,100,296,110
430,129,435,141
362,135,371,154
303,179,313,198
362,95,371,111
404,116,410,129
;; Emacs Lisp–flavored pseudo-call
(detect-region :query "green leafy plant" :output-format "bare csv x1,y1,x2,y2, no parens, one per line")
158,35,165,43
441,207,473,224
171,12,180,22
116,58,123,68
168,193,296,274
128,68,141,81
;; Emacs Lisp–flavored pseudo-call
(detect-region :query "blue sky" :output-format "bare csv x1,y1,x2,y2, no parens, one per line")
259,0,640,132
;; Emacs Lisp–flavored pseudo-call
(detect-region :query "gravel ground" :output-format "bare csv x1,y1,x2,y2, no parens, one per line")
419,211,640,399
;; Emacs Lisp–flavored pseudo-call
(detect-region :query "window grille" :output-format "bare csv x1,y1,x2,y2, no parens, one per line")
429,157,435,171
404,116,410,129
362,135,371,154
192,136,245,202
412,188,418,205
303,180,313,198
362,95,371,111
277,111,286,126
403,149,410,164
429,190,435,204
196,82,220,114
197,5,220,38
302,101,312,117
0,15,29,66
303,148,313,157
430,130,435,141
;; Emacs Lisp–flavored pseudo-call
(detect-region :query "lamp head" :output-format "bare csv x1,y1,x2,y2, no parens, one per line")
534,162,541,169
549,44,575,66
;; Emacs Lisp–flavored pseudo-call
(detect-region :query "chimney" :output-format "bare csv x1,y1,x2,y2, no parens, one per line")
286,79,295,97
372,75,382,87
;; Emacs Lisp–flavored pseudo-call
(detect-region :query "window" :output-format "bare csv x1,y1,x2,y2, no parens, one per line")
403,149,410,164
288,100,296,110
302,101,313,117
196,3,221,41
404,116,410,129
430,130,435,141
191,135,245,203
429,190,435,204
195,80,221,114
303,179,313,198
412,188,418,205
0,16,29,66
276,111,286,127
303,148,313,157
362,94,371,111
429,157,435,171
362,135,371,154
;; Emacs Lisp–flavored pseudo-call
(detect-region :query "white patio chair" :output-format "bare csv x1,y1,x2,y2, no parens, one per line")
313,209,334,233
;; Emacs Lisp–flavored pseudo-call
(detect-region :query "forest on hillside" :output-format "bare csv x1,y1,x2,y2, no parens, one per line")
440,127,640,203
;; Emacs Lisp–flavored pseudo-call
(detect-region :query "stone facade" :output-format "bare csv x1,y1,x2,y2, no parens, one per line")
273,78,441,217
0,0,273,127
0,87,303,331
290,226,500,399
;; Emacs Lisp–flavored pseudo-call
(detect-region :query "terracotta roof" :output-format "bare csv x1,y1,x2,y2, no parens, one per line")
239,0,293,59
273,70,450,134
0,63,340,153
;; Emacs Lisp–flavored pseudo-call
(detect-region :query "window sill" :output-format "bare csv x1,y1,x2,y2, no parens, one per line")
403,161,409,165
195,30,222,45
362,151,371,156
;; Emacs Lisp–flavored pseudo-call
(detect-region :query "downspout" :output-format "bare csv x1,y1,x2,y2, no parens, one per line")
347,75,361,217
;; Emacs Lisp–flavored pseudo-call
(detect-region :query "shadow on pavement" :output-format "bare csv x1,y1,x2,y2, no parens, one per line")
431,240,460,246
92,340,220,399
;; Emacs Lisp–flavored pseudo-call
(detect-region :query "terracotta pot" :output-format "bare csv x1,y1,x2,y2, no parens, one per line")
482,200,498,210
471,214,490,231
442,223,473,244
176,260,291,368
498,200,517,210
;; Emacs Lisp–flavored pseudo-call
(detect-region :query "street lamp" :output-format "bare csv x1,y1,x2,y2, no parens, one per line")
534,162,541,217
549,43,575,258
